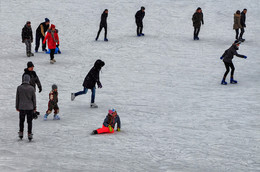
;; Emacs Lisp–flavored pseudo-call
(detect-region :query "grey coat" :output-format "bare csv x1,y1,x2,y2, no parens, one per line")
222,44,244,63
16,83,36,110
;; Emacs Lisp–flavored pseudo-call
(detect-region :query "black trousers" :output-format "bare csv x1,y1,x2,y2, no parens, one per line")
96,25,107,39
235,29,240,40
35,33,46,51
194,27,200,38
136,22,143,35
19,110,33,134
223,62,235,80
239,27,245,39
50,49,55,60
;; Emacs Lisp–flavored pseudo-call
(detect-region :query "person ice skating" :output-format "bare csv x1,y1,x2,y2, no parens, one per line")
220,40,247,85
239,8,247,41
22,21,34,57
96,9,108,41
44,84,60,120
135,6,145,36
35,18,50,52
43,24,60,64
233,10,242,40
23,61,42,93
192,7,204,40
16,74,36,141
92,109,121,135
71,59,105,108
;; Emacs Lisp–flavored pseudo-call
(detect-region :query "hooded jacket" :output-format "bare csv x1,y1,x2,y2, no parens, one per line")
16,76,36,110
100,11,108,26
23,68,42,91
192,11,204,28
43,29,59,49
135,10,145,24
222,44,244,63
22,24,33,41
83,60,105,89
233,13,242,30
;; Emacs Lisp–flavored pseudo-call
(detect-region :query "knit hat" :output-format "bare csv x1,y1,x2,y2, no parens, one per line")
52,84,58,90
197,7,201,11
45,18,50,22
22,74,31,84
141,6,145,10
27,61,34,68
108,108,117,117
50,24,55,29
26,21,31,25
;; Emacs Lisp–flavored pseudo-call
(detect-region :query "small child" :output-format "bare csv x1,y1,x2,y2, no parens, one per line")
44,84,60,120
92,109,121,135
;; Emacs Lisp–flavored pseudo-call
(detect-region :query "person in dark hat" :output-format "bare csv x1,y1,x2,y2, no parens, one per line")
96,9,109,41
44,84,60,120
16,74,36,141
22,21,34,57
239,8,247,41
192,7,204,40
71,59,105,108
135,6,145,36
220,40,247,85
35,18,50,52
23,61,42,92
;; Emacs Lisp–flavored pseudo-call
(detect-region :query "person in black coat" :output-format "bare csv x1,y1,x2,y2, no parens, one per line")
192,7,204,40
239,8,247,41
35,18,50,52
96,9,108,41
135,6,145,36
22,21,34,57
22,61,42,93
220,40,247,85
71,59,105,108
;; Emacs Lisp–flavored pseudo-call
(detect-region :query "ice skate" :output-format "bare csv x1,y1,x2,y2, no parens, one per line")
104,38,108,41
91,130,98,135
53,114,60,120
90,103,98,108
28,133,33,141
230,78,237,84
27,53,30,57
71,93,75,101
50,60,55,64
30,52,34,56
18,131,23,139
44,113,48,121
221,79,227,85
52,59,56,62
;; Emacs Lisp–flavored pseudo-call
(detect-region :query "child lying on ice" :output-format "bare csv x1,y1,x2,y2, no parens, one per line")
92,109,121,134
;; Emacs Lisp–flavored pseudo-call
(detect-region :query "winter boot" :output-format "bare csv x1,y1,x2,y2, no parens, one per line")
50,60,55,64
91,130,98,135
90,103,98,108
221,79,227,85
30,52,34,56
18,131,23,139
44,113,48,121
53,114,60,120
230,78,237,84
71,93,76,101
35,49,38,53
104,38,108,41
52,59,56,62
28,133,33,141
141,33,145,36
137,34,141,37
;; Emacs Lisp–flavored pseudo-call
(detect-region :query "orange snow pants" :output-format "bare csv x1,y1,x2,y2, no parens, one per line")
97,125,114,134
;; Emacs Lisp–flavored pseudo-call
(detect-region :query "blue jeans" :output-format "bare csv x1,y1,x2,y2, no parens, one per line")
75,87,95,103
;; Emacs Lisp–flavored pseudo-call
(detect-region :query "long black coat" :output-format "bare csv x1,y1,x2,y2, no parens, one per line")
100,12,108,26
23,69,42,91
83,60,105,89
240,12,246,27
22,25,33,41
192,12,204,28
222,44,244,63
135,10,145,25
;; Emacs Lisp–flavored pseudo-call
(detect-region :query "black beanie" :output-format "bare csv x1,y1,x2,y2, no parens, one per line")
52,84,58,90
27,61,34,68
141,6,145,10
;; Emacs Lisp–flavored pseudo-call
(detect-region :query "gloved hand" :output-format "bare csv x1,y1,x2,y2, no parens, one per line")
56,44,59,48
39,87,42,93
244,56,247,59
97,81,102,88
220,56,223,60
117,128,120,132
108,125,113,132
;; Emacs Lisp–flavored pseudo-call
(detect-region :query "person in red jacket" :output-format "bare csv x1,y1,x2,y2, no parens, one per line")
43,24,59,64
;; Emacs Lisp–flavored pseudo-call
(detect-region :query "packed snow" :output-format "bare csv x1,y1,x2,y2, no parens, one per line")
0,0,260,171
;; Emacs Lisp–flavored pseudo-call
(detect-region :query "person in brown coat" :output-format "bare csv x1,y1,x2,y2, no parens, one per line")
233,10,242,40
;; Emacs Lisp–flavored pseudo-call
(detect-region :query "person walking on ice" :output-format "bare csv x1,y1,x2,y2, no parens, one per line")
92,109,121,135
22,21,34,57
95,9,108,41
71,59,105,108
44,84,60,120
135,6,145,36
192,7,204,40
220,40,247,85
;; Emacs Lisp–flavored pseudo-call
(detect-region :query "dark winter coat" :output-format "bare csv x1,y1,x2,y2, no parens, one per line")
83,60,105,89
233,13,242,30
240,12,246,27
16,83,36,111
222,44,245,63
23,69,42,91
103,114,121,129
192,12,204,28
135,10,145,24
100,11,108,26
36,22,49,37
22,25,33,41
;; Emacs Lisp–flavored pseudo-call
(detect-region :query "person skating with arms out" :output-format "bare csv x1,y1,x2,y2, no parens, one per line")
71,59,105,108
220,40,247,85
92,109,121,135
44,84,60,120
